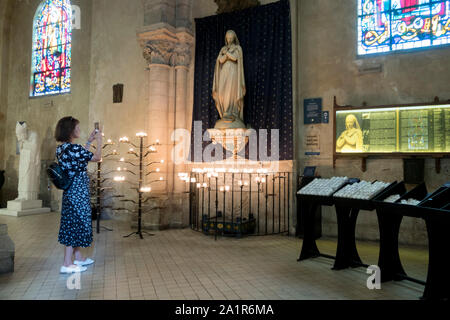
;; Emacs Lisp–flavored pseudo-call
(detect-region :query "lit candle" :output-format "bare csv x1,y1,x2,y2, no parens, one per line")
136,132,147,137
156,139,160,145
220,186,225,192
107,139,112,143
156,168,160,172
261,178,266,184
238,180,243,186
159,177,164,181
114,176,125,182
140,187,151,193
203,183,208,188
196,183,201,189
191,178,196,183
119,158,125,162
129,148,134,152
160,160,164,164
225,186,230,192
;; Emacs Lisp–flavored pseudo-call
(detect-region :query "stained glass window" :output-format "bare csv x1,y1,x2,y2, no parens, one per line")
30,0,72,97
358,0,450,55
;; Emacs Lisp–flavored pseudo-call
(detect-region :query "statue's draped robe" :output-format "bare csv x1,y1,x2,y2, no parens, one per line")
212,44,246,122
337,128,363,152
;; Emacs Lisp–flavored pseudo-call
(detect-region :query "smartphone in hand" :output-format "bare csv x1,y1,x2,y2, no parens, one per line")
94,122,99,133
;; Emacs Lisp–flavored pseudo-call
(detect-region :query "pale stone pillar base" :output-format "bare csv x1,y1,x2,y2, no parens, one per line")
0,200,51,217
0,224,15,274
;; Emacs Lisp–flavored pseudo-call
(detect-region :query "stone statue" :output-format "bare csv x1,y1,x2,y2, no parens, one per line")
212,30,246,129
15,122,40,201
336,114,363,152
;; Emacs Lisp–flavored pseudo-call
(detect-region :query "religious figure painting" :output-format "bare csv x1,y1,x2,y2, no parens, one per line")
336,114,364,153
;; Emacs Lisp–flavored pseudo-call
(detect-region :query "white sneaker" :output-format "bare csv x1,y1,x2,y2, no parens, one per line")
60,265,87,274
74,258,94,266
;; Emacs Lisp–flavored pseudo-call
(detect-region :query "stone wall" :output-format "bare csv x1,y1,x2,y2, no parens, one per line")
0,0,93,210
0,0,13,204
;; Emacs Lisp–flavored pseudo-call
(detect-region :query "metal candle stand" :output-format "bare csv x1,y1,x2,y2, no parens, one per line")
114,134,164,239
185,170,292,240
90,139,123,234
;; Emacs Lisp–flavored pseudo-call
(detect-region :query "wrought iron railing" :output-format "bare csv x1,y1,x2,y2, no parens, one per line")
185,171,292,238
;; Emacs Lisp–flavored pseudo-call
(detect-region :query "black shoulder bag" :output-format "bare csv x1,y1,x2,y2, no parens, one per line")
47,144,74,191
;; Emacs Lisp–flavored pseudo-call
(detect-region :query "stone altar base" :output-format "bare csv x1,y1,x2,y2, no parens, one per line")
0,224,15,274
0,200,51,217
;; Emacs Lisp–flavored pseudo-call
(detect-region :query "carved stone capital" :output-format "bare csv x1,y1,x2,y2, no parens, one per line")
143,39,176,66
174,42,193,67
138,26,193,67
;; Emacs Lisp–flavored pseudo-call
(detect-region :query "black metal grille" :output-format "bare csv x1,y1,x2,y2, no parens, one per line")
188,171,292,238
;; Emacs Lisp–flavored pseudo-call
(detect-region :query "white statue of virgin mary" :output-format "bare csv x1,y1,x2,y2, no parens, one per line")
212,30,246,129
15,122,40,201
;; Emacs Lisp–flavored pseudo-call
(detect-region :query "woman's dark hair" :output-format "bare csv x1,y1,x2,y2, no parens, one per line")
55,116,79,143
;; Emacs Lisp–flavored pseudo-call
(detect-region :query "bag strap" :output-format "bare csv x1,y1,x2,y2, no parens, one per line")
55,143,70,163
55,143,81,178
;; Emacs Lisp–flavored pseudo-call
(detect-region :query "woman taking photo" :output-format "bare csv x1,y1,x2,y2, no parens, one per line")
54,117,102,274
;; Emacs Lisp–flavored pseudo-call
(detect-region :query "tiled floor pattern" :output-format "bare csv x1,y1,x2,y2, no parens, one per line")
0,213,428,300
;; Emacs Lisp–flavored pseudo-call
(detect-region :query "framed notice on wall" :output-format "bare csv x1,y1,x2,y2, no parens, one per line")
304,98,322,124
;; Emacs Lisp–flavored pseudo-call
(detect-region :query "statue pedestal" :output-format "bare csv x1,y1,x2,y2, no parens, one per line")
207,128,250,160
0,200,51,217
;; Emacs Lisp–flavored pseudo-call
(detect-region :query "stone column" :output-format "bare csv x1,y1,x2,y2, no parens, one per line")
142,37,176,193
137,26,193,229
144,0,176,26
173,39,193,193
176,0,192,29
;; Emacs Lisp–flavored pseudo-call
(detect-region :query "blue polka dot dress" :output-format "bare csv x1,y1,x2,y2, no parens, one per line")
56,143,94,248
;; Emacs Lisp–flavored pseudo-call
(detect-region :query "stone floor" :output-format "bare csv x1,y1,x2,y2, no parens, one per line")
0,212,428,300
